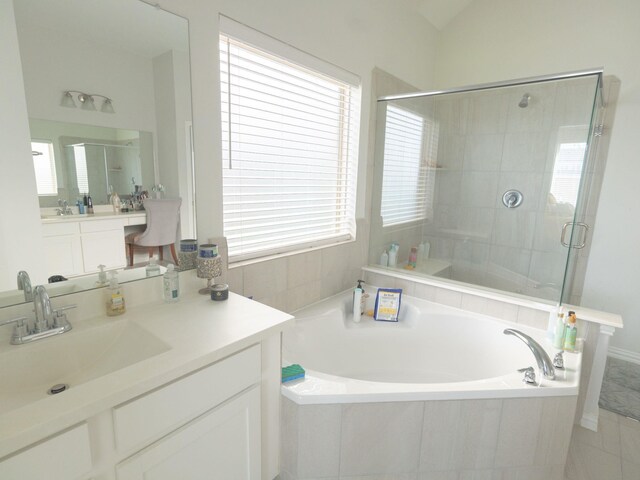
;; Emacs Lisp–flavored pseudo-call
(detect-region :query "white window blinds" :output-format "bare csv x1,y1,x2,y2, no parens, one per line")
380,105,434,226
31,141,58,196
220,28,359,262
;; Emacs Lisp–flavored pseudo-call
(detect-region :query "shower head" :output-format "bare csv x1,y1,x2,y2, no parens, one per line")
518,93,531,108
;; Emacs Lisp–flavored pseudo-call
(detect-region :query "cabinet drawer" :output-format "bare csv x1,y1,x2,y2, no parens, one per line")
0,423,92,480
80,218,125,233
42,221,80,236
127,215,147,226
113,344,261,453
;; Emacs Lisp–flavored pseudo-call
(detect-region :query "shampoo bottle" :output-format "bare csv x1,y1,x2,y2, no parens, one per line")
563,311,578,352
388,244,398,267
379,249,389,267
552,310,566,349
163,263,179,302
87,194,94,214
106,271,126,316
352,282,363,323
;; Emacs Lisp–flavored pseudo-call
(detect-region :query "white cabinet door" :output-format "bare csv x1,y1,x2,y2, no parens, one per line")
117,386,261,480
81,230,126,272
0,423,92,480
43,234,84,277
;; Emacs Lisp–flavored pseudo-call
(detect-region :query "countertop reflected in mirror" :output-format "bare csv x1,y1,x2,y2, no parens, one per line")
1,0,197,307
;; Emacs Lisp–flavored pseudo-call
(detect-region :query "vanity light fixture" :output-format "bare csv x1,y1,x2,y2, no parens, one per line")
60,91,115,114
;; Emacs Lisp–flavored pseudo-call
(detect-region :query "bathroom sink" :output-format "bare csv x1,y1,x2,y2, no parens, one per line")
0,320,170,415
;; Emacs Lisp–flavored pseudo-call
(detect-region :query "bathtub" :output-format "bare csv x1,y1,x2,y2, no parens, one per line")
282,288,581,405
280,288,581,480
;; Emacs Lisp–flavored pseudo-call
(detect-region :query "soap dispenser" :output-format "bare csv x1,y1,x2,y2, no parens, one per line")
163,263,179,302
106,271,126,316
95,264,108,287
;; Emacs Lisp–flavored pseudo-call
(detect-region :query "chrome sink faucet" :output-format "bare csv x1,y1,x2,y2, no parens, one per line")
0,285,75,345
56,199,73,215
17,270,33,301
504,328,556,380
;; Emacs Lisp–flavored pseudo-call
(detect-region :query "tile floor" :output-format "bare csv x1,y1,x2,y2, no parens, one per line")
599,358,640,421
565,408,640,480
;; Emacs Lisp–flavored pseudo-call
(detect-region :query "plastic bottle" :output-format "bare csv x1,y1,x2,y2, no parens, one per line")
563,311,578,352
417,243,425,269
553,310,566,349
379,250,389,267
352,284,363,323
163,263,179,302
146,258,161,277
409,247,418,268
423,241,430,260
95,264,108,287
112,192,121,213
388,244,398,267
105,271,126,316
77,199,85,214
87,194,94,214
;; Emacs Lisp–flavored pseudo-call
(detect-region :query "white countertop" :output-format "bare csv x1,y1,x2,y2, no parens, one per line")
0,292,293,458
41,211,146,223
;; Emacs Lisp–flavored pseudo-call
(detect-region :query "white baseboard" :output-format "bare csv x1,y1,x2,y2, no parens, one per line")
608,346,640,365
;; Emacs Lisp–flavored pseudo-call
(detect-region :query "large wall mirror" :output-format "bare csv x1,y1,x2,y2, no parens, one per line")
1,0,195,307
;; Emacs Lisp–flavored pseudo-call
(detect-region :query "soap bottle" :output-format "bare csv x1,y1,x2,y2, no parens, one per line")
352,281,363,322
87,194,94,214
105,271,126,316
408,247,418,268
388,244,398,267
552,309,566,349
379,249,389,267
95,264,108,287
563,311,578,351
146,258,161,277
112,191,121,213
163,263,179,302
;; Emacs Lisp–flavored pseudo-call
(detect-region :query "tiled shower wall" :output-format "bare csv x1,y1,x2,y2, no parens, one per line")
425,77,600,301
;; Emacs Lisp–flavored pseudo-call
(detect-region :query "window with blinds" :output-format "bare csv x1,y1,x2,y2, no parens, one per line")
31,141,58,196
220,25,360,262
380,105,434,227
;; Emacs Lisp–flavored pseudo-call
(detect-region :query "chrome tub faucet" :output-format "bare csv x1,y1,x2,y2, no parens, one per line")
504,328,556,381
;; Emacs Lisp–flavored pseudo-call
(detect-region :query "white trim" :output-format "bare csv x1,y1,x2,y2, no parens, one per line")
608,346,640,366
219,15,360,87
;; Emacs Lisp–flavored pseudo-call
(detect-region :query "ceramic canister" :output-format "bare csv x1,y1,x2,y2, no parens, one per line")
199,243,218,258
180,239,198,252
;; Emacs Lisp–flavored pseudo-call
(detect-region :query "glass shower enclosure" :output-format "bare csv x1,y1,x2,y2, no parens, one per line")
369,70,604,305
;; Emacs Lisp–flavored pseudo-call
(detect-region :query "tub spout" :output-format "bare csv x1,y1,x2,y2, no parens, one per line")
504,328,555,380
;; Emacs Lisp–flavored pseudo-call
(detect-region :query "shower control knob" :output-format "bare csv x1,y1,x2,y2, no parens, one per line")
502,190,523,209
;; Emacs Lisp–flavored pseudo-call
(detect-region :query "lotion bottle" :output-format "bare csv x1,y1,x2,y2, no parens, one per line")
379,249,389,267
163,263,179,302
553,310,566,349
105,271,126,316
352,285,363,323
563,311,578,351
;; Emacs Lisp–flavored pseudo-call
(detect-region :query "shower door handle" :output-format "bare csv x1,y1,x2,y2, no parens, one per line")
560,222,590,249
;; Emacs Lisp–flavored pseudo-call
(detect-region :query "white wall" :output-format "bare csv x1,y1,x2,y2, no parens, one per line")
0,0,46,290
17,23,157,132
435,0,640,355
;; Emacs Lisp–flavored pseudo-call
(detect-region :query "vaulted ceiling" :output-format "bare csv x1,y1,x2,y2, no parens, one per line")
417,0,475,30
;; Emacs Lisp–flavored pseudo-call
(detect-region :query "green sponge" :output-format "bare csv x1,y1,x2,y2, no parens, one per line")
282,364,305,383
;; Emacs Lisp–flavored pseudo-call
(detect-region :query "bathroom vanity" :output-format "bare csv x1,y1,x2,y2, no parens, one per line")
41,211,146,277
0,286,293,479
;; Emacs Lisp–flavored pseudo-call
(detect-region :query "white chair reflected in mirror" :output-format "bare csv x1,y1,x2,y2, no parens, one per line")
125,198,182,267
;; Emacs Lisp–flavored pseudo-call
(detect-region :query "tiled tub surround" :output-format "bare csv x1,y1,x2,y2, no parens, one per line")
280,289,581,479
281,395,575,480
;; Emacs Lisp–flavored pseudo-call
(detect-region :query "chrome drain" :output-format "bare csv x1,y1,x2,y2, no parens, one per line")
47,383,69,395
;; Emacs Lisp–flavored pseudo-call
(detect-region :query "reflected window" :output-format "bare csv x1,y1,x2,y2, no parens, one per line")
73,145,89,194
31,140,57,196
550,126,588,207
380,105,435,227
